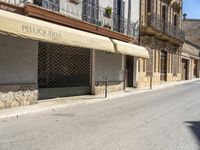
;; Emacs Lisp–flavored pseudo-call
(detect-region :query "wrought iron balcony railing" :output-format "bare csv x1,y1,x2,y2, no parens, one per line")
1,0,139,39
147,13,185,41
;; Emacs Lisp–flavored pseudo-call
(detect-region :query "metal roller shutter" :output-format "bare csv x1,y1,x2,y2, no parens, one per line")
38,42,91,99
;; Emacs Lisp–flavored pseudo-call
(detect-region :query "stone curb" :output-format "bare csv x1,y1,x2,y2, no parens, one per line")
0,78,199,120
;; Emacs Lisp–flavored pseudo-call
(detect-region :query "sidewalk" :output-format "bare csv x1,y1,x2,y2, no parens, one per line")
0,78,199,120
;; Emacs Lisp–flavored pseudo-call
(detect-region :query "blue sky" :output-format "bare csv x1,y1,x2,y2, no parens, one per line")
183,0,200,19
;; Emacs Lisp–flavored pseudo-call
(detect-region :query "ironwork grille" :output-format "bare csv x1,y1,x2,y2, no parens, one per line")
38,42,91,88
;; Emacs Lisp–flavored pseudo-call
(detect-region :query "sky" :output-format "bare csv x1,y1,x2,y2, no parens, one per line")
183,0,200,19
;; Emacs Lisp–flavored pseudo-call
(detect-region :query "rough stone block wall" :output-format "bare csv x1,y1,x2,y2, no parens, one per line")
0,84,38,110
138,72,161,88
167,73,181,82
94,81,123,95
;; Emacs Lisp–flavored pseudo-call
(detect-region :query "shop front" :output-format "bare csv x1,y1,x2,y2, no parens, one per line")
0,9,149,109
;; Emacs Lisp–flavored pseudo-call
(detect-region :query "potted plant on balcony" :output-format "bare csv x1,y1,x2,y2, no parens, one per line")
104,6,112,18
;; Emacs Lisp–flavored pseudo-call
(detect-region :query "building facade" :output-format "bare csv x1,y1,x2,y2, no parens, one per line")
0,0,149,109
181,42,200,80
181,19,200,79
138,0,185,88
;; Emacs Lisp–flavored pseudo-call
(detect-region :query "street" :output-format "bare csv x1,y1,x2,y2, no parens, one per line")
0,80,200,150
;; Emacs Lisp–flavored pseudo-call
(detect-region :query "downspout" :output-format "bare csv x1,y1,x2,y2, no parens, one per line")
138,0,142,45
127,0,131,35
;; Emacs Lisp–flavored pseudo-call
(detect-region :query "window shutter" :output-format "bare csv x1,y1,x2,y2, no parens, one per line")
120,1,125,33
113,0,119,31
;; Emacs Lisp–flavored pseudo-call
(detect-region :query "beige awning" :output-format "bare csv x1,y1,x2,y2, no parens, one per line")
0,9,115,53
111,39,149,58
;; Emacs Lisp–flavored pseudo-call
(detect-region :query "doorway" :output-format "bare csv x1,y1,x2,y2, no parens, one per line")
181,59,188,80
126,56,134,87
160,51,167,81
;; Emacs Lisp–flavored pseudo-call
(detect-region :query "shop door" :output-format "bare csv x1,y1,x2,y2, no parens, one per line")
38,42,91,99
181,59,188,80
126,56,133,87
160,51,167,81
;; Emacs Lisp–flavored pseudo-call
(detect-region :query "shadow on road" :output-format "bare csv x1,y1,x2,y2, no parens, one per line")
185,121,200,146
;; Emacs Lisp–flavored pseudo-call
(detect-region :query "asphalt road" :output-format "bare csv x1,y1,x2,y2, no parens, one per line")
0,80,200,150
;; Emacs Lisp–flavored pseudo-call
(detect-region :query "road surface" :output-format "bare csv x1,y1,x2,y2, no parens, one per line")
0,80,200,150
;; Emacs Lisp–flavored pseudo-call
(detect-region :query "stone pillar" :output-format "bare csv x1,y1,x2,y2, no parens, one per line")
91,50,96,95
188,59,192,80
133,57,138,88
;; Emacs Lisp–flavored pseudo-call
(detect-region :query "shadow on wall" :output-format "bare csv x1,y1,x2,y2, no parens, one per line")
185,121,200,147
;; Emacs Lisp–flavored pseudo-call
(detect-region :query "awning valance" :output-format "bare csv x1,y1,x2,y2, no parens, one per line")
0,9,115,53
111,39,149,58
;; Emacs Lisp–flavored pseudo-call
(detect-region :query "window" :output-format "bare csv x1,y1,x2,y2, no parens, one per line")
41,0,60,12
162,5,167,21
82,0,99,24
174,14,177,27
147,0,151,13
113,0,125,33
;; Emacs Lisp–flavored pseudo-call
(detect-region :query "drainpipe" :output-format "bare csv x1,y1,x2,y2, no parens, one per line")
138,0,142,45
127,0,131,35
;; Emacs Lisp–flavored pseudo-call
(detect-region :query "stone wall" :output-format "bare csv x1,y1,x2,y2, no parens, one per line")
0,84,38,110
94,51,124,94
0,35,38,110
94,81,123,95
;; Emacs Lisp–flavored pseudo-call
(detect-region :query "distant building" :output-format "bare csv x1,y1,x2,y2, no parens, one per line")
182,19,200,47
181,19,200,79
0,0,149,109
138,0,185,87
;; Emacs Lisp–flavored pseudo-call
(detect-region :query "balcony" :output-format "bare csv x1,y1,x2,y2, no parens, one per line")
1,0,139,39
144,12,185,41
